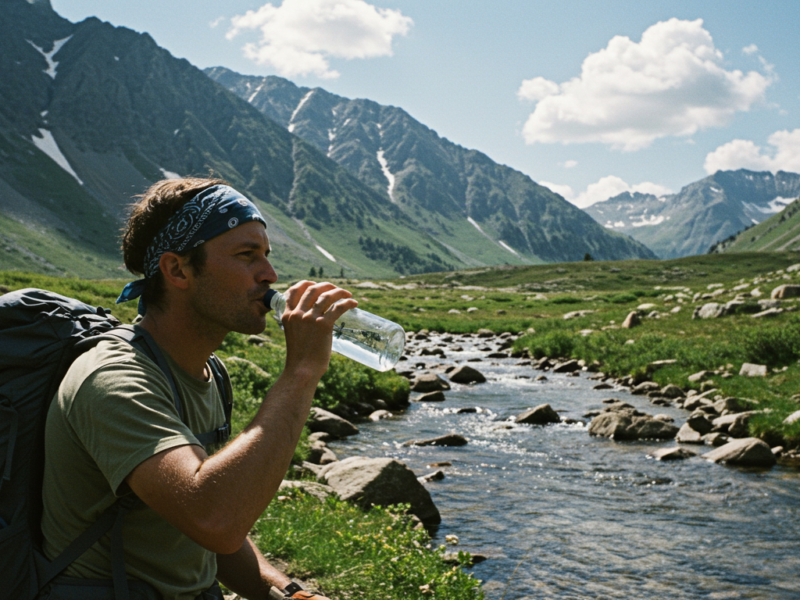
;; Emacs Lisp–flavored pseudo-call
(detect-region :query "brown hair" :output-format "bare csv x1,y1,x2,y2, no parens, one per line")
122,177,227,311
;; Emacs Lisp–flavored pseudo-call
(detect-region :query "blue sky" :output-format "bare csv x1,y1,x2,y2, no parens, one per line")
51,0,800,207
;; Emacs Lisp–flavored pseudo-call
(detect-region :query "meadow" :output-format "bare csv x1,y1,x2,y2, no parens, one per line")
3,250,800,598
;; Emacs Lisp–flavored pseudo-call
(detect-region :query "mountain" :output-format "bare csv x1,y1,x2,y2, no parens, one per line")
584,170,800,259
710,197,800,254
205,67,656,265
0,0,653,281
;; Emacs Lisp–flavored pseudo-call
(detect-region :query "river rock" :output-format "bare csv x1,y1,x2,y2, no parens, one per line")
739,363,767,377
784,410,800,425
703,438,777,468
713,397,748,415
308,408,360,438
419,470,446,483
686,412,714,435
319,457,441,525
621,311,641,328
403,434,469,447
416,391,446,402
593,382,614,390
702,433,730,446
588,411,678,440
687,370,708,383
369,410,394,421
660,384,686,399
411,373,451,392
279,480,335,502
552,359,580,373
308,431,334,444
515,403,561,425
771,284,800,299
448,365,487,384
649,447,696,461
476,329,495,338
631,381,660,395
676,423,703,443
308,442,338,465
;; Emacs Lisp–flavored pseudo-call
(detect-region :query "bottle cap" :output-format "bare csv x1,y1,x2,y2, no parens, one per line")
263,289,279,310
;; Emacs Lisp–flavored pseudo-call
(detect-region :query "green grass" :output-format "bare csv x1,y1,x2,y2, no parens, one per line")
252,491,482,600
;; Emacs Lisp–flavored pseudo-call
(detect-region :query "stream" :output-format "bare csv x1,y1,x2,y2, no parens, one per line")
328,331,800,599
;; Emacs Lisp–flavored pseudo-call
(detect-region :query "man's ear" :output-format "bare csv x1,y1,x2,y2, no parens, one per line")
159,252,192,291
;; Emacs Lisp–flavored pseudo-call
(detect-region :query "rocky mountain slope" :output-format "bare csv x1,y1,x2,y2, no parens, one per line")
710,197,800,254
584,170,800,259
0,0,653,280
205,67,655,266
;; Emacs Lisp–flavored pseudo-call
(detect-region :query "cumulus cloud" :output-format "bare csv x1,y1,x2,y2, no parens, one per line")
561,160,578,169
518,19,773,151
227,0,412,79
542,176,672,209
742,44,759,55
704,129,800,174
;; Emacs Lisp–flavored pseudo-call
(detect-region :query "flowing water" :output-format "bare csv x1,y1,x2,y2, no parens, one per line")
328,332,800,599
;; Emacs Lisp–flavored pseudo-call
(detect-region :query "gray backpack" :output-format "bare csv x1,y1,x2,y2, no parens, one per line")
0,288,232,600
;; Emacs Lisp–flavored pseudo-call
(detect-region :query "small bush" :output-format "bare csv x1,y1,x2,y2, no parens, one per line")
740,322,800,367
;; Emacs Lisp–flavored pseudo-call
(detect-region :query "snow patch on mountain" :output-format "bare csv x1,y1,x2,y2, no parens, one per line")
315,244,336,262
376,150,396,203
31,129,82,185
630,214,666,227
160,168,181,179
27,36,72,79
498,241,520,257
288,90,314,132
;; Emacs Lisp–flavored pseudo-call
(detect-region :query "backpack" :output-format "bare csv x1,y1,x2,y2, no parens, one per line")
0,288,233,600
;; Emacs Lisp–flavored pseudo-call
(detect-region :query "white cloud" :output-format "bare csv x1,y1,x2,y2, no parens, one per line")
561,160,578,169
541,176,672,209
518,18,773,151
742,44,759,55
209,16,225,28
704,129,800,174
227,0,412,79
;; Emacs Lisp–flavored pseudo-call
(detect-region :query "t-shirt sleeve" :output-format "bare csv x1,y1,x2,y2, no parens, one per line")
64,358,201,495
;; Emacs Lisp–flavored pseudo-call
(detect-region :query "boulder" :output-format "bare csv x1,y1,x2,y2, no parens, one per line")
771,284,800,299
308,408,359,438
308,431,334,444
713,397,748,415
563,310,595,320
739,363,767,377
588,411,678,440
307,442,338,465
552,359,580,373
701,433,729,446
649,447,696,461
411,373,451,392
419,470,446,483
476,329,495,338
660,384,686,399
752,307,783,318
703,438,777,468
687,370,708,383
403,434,469,447
631,381,660,395
686,413,714,435
784,410,800,425
593,383,614,390
515,404,561,425
621,311,641,328
319,457,441,524
415,391,446,403
675,423,703,444
279,480,335,502
693,303,726,319
646,359,677,374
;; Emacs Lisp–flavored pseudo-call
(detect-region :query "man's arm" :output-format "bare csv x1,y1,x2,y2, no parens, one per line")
215,537,289,599
126,281,357,554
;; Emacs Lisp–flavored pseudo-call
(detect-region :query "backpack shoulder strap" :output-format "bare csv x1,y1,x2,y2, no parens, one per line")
81,325,231,448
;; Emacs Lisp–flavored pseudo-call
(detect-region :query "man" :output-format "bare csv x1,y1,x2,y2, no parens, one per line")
41,178,350,599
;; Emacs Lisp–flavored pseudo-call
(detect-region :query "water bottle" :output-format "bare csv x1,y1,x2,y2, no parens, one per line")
263,289,405,371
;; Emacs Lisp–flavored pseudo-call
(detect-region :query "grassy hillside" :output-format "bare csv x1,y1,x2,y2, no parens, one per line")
711,198,800,253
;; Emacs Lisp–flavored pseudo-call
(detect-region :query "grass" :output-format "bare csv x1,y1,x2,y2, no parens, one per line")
5,250,800,597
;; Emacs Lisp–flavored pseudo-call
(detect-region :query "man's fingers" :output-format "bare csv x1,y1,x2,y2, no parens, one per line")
295,282,353,315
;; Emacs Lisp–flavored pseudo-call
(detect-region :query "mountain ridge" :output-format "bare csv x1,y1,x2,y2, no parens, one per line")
584,169,800,259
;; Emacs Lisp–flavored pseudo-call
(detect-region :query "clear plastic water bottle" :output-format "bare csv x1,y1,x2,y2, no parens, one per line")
263,289,406,371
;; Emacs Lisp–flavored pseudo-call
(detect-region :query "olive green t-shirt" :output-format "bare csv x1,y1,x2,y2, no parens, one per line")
41,331,227,600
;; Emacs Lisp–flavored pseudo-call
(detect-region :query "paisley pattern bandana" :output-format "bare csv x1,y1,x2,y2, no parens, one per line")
116,185,267,311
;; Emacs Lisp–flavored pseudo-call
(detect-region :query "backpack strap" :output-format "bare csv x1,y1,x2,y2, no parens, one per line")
0,396,18,495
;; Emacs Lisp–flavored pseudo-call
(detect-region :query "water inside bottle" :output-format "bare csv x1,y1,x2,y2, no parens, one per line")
332,323,404,371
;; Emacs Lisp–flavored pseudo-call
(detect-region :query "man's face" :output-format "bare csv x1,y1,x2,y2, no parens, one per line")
186,221,277,337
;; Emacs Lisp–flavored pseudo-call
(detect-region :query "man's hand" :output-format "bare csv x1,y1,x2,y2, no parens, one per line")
289,592,331,600
280,280,357,380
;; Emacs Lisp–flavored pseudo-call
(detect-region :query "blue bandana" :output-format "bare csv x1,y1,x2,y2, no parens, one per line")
116,185,267,312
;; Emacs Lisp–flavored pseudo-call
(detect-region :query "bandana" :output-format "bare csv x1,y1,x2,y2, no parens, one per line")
116,184,267,312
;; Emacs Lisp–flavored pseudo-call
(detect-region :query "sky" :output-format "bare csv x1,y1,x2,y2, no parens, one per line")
50,0,800,208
